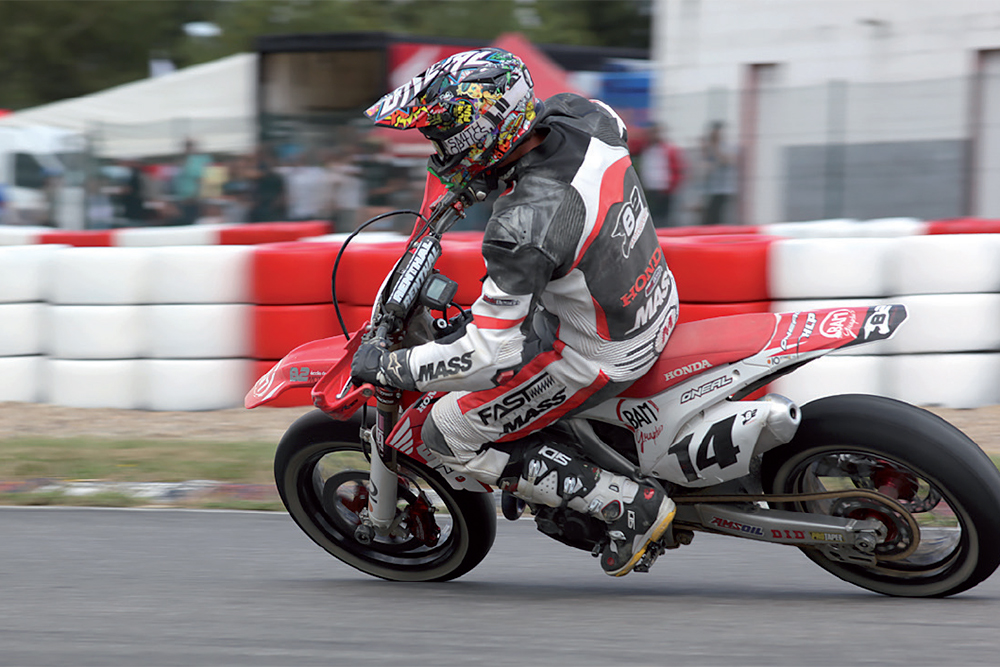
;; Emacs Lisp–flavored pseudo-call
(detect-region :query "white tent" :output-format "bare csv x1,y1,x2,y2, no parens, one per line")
0,53,256,158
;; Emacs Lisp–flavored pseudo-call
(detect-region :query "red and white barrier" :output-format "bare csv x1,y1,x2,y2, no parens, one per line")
5,216,1000,408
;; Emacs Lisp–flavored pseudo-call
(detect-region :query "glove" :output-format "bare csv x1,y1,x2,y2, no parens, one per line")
351,339,416,391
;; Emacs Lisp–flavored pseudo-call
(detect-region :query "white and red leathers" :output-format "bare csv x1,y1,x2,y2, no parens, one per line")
391,93,679,484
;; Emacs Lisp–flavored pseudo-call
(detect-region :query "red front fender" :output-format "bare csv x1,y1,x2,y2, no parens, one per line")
245,326,373,413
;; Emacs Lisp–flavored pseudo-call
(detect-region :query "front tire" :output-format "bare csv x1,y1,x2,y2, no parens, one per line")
274,410,497,582
762,394,1000,597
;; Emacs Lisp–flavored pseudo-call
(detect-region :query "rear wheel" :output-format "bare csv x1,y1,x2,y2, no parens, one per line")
274,410,497,582
762,394,1000,597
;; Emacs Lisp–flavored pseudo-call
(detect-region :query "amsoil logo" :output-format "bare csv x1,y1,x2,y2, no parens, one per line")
820,309,857,339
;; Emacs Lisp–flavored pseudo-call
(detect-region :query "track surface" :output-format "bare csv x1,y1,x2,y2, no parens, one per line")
2,507,998,666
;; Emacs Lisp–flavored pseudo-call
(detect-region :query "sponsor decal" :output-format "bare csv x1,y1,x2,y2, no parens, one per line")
779,312,799,351
539,445,571,466
655,306,678,354
620,247,665,307
483,295,521,307
417,351,474,383
388,417,415,455
771,529,808,541
618,400,659,431
709,516,765,537
475,373,568,435
741,409,758,425
624,269,674,335
820,309,857,339
611,186,649,259
810,531,845,543
861,304,893,341
636,425,663,453
665,359,712,382
680,375,734,404
779,311,817,353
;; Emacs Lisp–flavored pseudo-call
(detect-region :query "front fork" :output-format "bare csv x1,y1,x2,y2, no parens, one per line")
361,387,402,539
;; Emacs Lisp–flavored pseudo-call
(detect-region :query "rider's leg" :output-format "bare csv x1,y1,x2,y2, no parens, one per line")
421,347,675,576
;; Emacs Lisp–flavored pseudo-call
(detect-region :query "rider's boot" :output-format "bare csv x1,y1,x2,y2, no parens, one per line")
498,442,676,577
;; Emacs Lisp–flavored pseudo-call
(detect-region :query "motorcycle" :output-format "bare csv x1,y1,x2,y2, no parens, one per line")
247,190,1000,597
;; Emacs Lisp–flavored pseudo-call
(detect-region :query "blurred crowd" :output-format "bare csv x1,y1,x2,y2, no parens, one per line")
84,133,427,233
8,120,740,232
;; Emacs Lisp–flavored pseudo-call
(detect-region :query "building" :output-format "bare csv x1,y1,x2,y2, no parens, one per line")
653,0,1000,225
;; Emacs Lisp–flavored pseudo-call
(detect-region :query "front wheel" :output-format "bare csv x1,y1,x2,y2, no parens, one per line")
274,410,497,582
762,394,1000,597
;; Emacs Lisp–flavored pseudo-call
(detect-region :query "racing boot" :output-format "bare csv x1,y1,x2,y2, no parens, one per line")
498,442,675,577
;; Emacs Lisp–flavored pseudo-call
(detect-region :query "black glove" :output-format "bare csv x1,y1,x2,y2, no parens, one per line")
351,339,416,391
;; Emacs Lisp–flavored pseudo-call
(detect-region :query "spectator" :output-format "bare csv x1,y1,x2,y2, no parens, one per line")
283,149,329,221
172,138,211,225
639,124,686,227
120,159,147,225
221,155,255,223
699,121,737,226
249,149,286,222
325,145,364,232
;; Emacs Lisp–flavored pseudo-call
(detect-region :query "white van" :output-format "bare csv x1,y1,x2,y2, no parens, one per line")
0,125,86,228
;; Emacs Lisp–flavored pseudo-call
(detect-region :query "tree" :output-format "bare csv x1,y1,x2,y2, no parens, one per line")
0,0,213,110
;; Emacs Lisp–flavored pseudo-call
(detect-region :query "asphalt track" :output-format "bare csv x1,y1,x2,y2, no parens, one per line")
1,507,997,667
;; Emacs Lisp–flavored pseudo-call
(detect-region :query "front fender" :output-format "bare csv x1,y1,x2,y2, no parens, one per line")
246,330,366,409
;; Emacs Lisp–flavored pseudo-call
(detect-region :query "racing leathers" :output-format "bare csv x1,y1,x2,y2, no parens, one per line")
384,93,680,488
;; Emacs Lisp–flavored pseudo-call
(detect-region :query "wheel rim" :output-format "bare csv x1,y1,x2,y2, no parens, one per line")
294,443,465,569
777,449,971,579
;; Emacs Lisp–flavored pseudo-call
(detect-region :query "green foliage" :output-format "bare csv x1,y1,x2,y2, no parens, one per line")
0,0,651,111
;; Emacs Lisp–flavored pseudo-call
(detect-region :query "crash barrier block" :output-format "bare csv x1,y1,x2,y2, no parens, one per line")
925,217,1000,235
45,359,144,409
677,301,771,325
0,244,66,302
143,359,254,411
251,241,343,305
48,247,152,305
768,237,895,300
438,239,487,305
770,355,886,406
218,221,331,245
886,234,1000,295
0,225,51,245
880,293,1000,355
0,303,45,356
884,353,1000,409
146,245,253,304
659,234,775,303
252,304,369,361
146,304,252,359
39,230,115,247
114,224,227,247
46,305,147,359
656,225,761,237
0,355,43,403
764,217,926,239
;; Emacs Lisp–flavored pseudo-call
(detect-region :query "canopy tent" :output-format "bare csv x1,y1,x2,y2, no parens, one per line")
0,53,256,158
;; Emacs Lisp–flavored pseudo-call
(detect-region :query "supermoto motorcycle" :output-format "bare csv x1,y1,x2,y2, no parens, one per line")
247,190,1000,597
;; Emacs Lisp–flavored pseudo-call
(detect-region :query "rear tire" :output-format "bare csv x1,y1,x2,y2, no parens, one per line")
274,410,497,582
762,394,1000,597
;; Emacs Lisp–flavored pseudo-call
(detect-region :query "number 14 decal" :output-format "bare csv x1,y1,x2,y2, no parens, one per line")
667,415,739,482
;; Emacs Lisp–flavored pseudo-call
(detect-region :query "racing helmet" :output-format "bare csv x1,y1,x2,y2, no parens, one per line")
364,48,537,191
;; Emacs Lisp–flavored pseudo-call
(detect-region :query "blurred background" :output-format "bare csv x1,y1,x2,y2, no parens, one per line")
1,0,999,232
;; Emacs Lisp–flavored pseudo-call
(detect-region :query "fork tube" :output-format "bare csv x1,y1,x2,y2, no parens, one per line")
367,389,401,535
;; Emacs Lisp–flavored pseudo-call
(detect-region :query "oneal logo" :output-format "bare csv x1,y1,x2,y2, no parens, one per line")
680,375,733,404
665,360,712,382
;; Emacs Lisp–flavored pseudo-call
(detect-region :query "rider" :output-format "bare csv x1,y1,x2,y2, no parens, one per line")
352,48,680,576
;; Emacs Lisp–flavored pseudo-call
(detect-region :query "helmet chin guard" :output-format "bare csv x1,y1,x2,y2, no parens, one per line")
365,48,537,192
